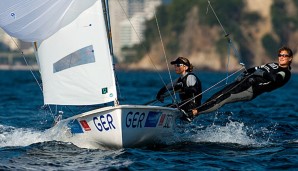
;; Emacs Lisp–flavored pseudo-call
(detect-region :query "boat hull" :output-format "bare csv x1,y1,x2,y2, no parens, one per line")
54,105,181,149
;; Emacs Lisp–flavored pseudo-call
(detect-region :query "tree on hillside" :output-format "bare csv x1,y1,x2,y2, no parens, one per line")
125,0,292,69
267,0,298,59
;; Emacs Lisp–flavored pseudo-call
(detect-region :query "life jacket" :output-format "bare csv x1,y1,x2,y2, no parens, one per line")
253,62,291,96
177,73,202,107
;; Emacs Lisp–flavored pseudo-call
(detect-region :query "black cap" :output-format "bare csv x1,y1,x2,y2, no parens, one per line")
170,57,190,67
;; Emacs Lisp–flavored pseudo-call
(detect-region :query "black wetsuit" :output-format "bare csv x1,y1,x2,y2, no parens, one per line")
157,72,202,112
197,63,291,114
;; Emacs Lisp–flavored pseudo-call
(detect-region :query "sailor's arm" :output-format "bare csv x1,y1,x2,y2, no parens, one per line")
192,108,199,116
156,78,179,102
252,66,286,83
184,75,199,93
267,71,286,83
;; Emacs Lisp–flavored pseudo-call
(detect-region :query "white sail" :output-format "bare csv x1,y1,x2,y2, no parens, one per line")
0,0,183,149
35,0,117,105
0,0,117,105
0,0,97,42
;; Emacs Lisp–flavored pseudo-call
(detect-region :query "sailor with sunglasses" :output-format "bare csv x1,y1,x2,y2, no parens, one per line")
191,46,293,119
156,57,202,121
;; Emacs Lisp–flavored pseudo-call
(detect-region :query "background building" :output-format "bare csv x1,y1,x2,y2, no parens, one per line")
0,0,162,68
109,0,162,62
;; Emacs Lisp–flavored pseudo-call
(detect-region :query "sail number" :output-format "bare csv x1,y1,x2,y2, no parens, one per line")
126,111,145,128
93,114,116,132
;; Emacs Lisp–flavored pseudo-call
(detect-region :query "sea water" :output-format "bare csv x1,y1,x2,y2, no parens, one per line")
0,70,297,170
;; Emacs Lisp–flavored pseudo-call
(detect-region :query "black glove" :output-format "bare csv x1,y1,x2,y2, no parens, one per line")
156,93,164,103
253,69,265,77
173,82,183,91
156,87,166,103
248,77,255,84
235,71,248,82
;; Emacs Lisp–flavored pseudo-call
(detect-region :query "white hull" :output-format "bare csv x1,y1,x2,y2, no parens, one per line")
54,105,181,149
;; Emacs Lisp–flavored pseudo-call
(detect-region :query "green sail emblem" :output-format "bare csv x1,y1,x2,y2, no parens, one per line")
102,87,108,94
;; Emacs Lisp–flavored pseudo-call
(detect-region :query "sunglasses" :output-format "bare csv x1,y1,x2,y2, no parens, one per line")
278,54,290,57
175,64,184,67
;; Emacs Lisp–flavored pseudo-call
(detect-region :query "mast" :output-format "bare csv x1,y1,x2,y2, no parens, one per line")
102,0,114,56
101,0,120,106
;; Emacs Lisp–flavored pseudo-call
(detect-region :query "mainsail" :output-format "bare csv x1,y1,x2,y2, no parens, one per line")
0,0,97,42
0,0,182,149
0,0,117,105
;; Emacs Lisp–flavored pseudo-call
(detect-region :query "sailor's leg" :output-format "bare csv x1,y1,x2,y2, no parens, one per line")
197,93,230,114
225,86,253,103
205,82,241,103
196,82,239,113
198,86,253,114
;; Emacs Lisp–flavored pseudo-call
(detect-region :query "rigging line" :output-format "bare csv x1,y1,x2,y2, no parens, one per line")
230,39,242,63
169,1,248,111
206,0,246,86
178,66,245,109
41,104,55,119
207,0,232,81
154,11,179,103
207,0,243,64
10,38,43,92
116,0,178,104
194,72,254,110
10,37,58,119
226,39,232,84
207,0,228,36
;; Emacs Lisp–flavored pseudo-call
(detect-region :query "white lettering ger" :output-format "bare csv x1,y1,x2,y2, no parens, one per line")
93,114,115,132
126,111,145,128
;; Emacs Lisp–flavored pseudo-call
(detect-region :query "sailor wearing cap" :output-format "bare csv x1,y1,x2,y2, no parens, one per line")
156,57,202,121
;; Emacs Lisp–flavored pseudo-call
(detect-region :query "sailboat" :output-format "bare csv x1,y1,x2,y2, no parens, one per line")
0,0,181,149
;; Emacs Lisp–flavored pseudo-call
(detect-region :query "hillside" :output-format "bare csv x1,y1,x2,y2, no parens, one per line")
123,0,298,71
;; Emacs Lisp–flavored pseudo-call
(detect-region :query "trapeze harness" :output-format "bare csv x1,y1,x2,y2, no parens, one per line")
197,62,291,114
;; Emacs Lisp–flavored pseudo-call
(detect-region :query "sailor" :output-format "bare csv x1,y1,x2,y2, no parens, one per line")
156,57,202,121
190,46,293,119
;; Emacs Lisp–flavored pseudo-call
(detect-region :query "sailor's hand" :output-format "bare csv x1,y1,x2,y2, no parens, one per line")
248,77,256,84
253,69,265,77
192,109,199,116
235,75,243,82
156,93,164,103
235,72,248,82
174,82,183,91
156,86,167,103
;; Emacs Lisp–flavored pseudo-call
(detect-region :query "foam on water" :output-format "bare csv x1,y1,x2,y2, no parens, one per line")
175,119,273,147
0,119,273,149
45,122,102,149
0,124,49,147
192,121,257,145
0,123,75,148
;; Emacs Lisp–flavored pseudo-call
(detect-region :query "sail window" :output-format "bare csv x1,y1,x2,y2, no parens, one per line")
53,45,95,73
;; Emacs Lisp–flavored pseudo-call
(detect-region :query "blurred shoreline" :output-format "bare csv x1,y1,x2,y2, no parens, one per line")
0,52,297,73
1,63,297,73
